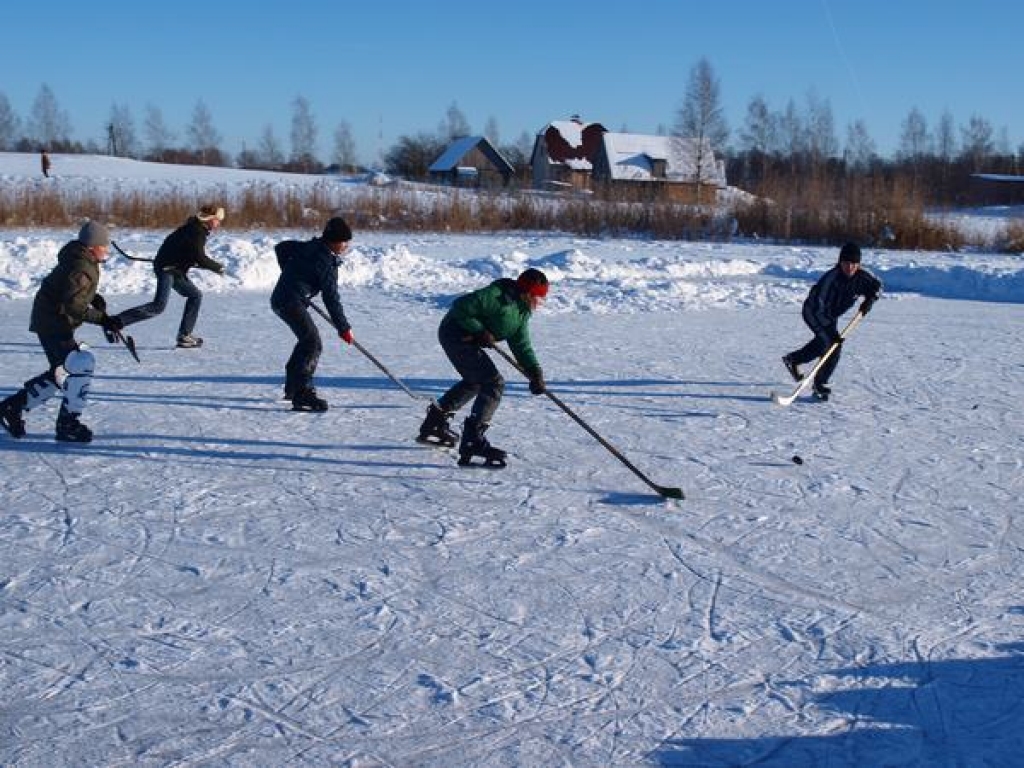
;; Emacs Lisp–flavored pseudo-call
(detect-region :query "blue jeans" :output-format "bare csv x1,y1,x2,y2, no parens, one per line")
117,270,202,338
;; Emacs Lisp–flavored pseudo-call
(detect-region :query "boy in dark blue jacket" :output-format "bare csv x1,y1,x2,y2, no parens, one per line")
782,242,882,401
271,217,354,412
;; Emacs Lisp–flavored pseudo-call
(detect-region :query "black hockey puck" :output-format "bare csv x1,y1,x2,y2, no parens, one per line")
792,455,804,465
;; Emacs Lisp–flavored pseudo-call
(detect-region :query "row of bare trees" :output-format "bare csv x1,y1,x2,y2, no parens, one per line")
4,70,1023,216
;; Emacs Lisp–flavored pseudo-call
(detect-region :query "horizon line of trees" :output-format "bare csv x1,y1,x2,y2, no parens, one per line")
3,70,1022,208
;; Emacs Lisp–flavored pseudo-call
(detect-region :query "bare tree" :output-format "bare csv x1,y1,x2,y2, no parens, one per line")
258,124,285,169
673,57,729,202
28,84,72,148
739,93,776,183
484,116,500,146
897,107,931,160
778,98,806,168
439,101,471,142
0,92,20,150
143,104,176,159
186,99,222,165
107,103,138,158
332,120,357,171
804,90,838,169
959,114,994,170
844,119,876,170
739,94,776,154
935,110,957,163
290,95,318,172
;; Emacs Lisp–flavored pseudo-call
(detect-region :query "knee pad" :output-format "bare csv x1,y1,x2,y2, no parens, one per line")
63,346,96,376
56,346,95,414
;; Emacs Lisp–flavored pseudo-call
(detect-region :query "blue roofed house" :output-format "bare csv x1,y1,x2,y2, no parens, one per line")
429,136,515,189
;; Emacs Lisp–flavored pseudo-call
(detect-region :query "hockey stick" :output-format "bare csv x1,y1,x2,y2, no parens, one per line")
771,311,865,406
111,240,155,262
307,301,424,401
490,345,684,500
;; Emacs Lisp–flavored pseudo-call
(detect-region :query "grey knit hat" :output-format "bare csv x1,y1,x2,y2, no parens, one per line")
78,220,110,248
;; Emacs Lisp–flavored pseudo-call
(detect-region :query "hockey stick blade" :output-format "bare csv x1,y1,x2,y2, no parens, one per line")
111,240,155,262
654,485,685,500
113,330,141,363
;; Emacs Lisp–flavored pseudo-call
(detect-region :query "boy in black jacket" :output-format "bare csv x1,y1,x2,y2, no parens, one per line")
782,242,882,401
0,221,123,442
114,205,225,348
270,217,354,412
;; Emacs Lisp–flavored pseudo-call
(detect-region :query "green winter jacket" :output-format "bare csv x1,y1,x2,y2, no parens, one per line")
30,240,104,335
443,278,541,372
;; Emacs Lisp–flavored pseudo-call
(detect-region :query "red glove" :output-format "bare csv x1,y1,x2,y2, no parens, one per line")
341,329,354,345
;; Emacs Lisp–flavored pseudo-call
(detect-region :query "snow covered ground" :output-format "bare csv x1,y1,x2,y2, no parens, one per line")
1,155,1023,766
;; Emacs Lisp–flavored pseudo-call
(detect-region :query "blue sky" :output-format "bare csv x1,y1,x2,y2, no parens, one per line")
3,0,1021,166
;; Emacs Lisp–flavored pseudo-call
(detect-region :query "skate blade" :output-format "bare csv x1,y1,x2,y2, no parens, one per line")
416,435,456,448
457,455,507,469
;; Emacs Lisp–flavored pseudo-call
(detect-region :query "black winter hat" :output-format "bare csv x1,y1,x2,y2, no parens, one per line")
839,242,862,263
322,216,352,243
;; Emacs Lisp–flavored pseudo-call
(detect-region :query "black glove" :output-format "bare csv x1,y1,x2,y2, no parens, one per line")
860,296,876,315
527,368,546,395
90,294,107,312
101,314,124,334
829,333,843,347
472,330,496,348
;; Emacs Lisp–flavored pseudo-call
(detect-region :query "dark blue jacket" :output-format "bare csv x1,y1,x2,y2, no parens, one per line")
803,264,882,335
271,238,350,334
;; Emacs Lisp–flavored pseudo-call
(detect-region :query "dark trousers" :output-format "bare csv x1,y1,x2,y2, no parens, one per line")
118,270,202,337
435,320,505,424
788,306,842,385
273,302,322,396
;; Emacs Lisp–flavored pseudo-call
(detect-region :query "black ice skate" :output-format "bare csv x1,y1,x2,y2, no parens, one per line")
291,387,328,412
0,391,27,438
417,403,458,448
457,417,507,468
782,355,803,382
812,381,831,401
55,404,93,443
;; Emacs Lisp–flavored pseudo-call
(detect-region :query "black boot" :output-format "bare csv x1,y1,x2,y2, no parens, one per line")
176,334,204,348
812,381,831,401
56,404,93,443
291,387,328,412
782,354,803,382
458,417,507,468
417,403,458,447
0,391,27,438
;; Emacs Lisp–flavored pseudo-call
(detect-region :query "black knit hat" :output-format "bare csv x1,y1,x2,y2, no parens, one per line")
839,242,862,263
322,216,352,243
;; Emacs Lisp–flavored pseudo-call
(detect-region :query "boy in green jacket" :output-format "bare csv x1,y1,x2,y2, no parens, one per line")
418,268,549,467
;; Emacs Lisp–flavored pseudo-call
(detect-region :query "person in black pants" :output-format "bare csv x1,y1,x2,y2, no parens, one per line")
782,242,882,400
270,217,354,412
